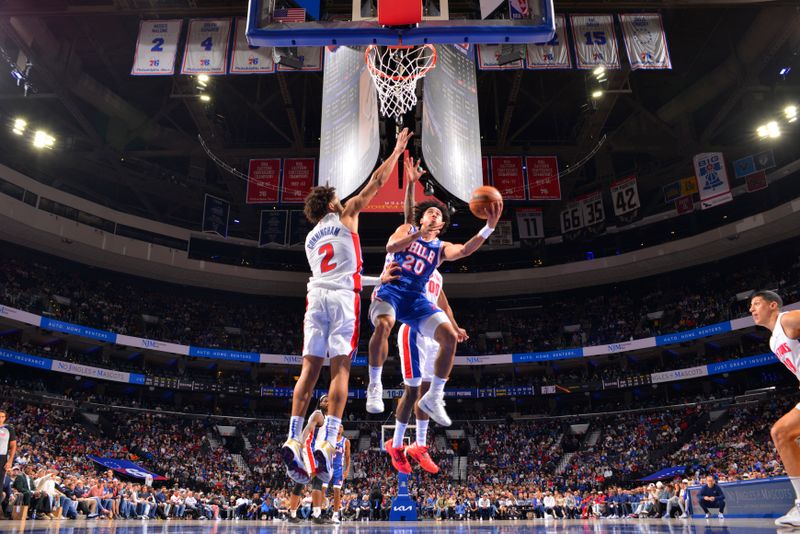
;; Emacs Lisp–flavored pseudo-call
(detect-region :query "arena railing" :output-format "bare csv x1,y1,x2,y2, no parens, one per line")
1,300,797,366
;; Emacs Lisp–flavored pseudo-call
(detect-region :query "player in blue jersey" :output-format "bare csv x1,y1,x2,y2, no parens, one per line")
368,157,502,432
322,425,350,523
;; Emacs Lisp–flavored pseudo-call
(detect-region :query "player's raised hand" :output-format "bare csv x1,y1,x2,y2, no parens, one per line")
380,261,402,285
485,200,504,229
404,156,426,185
393,128,413,155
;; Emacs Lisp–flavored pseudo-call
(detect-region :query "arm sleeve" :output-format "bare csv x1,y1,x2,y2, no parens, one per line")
361,276,382,287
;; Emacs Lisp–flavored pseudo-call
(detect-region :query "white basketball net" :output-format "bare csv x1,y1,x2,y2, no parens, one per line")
365,44,437,121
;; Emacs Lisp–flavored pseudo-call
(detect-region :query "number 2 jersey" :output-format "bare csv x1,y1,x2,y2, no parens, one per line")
305,212,363,292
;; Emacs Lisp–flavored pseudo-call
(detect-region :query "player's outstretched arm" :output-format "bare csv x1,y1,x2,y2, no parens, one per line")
437,289,468,342
344,439,351,479
781,310,800,339
386,224,420,253
342,128,413,219
403,156,426,225
441,200,503,261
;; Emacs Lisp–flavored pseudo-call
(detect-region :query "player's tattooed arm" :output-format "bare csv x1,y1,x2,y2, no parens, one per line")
781,310,800,340
343,128,413,218
437,290,468,342
441,200,503,261
386,224,420,254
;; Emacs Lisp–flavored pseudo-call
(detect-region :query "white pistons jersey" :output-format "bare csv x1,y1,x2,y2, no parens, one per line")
770,312,800,379
305,213,363,292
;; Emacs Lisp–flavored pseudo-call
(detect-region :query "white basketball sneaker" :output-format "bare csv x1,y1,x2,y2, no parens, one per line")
418,390,451,426
366,383,384,414
775,501,800,528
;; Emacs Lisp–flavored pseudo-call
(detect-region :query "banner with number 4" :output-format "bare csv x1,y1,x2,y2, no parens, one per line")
132,20,183,76
610,175,640,216
181,19,232,75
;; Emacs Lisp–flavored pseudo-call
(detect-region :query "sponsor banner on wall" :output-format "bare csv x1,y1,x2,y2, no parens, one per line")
651,365,709,384
116,335,190,356
131,20,183,76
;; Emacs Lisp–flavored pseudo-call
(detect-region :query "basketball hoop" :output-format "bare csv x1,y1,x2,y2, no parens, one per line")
365,44,437,122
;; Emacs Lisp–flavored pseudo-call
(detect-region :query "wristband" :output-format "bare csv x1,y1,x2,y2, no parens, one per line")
479,225,494,239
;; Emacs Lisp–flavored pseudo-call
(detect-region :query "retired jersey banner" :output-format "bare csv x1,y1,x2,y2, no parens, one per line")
619,14,672,70
181,19,232,75
560,202,584,234
526,15,571,70
202,194,230,237
525,156,561,200
579,191,605,227
281,158,315,203
277,47,323,71
694,152,733,210
490,156,526,200
246,159,280,203
569,14,620,69
230,18,274,74
131,20,183,76
259,210,288,247
477,45,524,70
610,175,640,215
517,208,544,239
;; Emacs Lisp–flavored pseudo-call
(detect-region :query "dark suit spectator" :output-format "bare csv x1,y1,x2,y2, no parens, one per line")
697,475,725,518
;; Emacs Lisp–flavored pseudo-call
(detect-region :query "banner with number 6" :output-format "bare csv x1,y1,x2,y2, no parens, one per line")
181,19,232,75
610,175,641,216
132,20,183,76
569,14,620,69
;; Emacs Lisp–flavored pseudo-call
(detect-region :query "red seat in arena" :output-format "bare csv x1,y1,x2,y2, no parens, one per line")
378,0,423,26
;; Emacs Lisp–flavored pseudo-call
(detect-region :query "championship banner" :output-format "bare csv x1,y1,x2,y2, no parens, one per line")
525,156,561,200
131,20,183,76
489,156,526,200
619,14,672,70
516,208,544,239
202,194,230,237
259,210,288,247
693,152,733,210
569,14,620,69
364,159,436,212
610,175,640,216
482,156,490,185
281,158,315,203
526,15,571,70
230,18,275,74
87,456,167,481
477,45,524,70
276,47,323,72
181,19,232,75
675,195,694,215
579,191,605,226
246,159,281,203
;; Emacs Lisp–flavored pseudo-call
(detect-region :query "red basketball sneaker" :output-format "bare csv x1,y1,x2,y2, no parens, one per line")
406,442,440,474
384,439,412,474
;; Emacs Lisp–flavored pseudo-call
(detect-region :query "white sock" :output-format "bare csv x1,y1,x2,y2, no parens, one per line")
392,420,408,448
288,416,304,441
791,477,800,500
416,419,429,446
312,507,321,518
290,509,297,518
369,366,383,387
429,376,447,396
325,415,342,443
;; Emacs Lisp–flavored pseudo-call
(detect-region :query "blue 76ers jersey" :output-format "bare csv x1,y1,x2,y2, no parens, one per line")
391,229,443,294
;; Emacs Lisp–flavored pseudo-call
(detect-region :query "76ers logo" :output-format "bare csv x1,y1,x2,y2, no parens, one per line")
775,343,797,373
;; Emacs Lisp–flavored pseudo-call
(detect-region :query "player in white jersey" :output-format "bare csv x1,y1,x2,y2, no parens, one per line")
282,128,413,486
749,290,800,528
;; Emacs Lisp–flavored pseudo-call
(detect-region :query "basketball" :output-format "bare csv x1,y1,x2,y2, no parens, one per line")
469,186,503,219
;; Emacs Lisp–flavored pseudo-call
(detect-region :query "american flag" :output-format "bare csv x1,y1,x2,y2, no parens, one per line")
273,8,306,23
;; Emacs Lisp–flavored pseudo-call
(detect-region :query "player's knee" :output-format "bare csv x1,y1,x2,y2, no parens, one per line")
437,326,458,352
374,316,394,338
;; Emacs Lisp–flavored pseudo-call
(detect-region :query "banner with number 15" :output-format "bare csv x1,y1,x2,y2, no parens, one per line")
181,19,232,75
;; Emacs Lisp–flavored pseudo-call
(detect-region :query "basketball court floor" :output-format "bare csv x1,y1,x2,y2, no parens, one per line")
0,519,787,533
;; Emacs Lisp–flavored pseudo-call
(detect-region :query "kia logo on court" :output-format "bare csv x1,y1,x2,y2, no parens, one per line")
393,505,413,512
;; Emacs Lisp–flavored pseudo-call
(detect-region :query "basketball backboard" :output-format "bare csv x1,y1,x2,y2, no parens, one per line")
247,0,555,47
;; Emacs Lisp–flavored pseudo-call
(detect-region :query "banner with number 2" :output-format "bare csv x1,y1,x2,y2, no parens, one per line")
181,19,232,75
132,20,183,76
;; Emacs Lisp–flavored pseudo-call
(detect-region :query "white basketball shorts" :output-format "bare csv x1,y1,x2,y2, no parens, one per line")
303,287,361,359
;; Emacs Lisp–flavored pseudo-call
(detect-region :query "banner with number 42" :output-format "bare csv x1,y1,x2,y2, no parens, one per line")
610,175,641,216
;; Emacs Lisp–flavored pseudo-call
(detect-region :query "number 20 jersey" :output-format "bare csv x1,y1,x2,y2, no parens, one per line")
389,228,443,294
